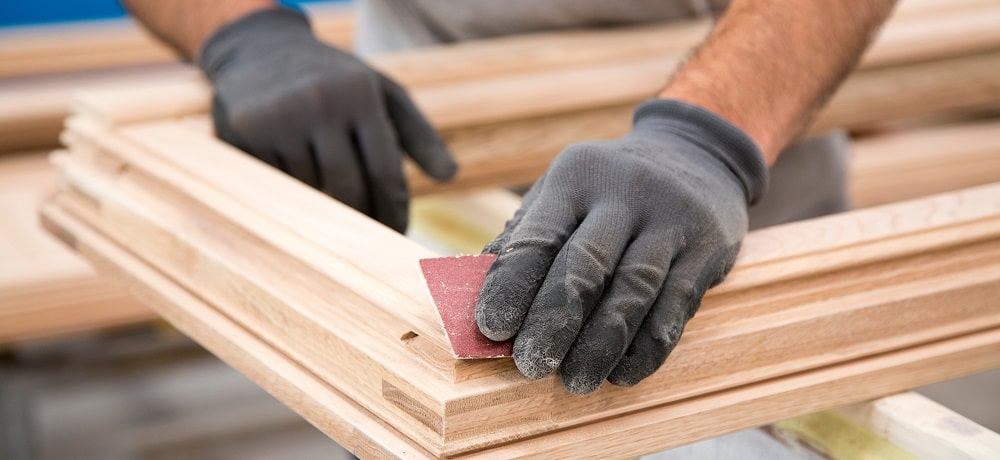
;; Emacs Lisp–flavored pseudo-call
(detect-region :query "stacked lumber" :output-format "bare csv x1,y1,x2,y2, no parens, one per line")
0,5,354,153
21,0,999,194
41,81,1000,455
850,119,1000,208
0,153,152,346
0,3,354,79
0,4,355,343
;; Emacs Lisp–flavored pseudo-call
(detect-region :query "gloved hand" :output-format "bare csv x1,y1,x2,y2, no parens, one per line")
199,8,456,232
476,99,768,394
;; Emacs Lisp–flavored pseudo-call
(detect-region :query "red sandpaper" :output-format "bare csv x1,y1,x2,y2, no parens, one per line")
419,254,513,359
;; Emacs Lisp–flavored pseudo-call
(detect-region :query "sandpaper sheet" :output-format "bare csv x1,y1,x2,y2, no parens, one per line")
419,254,513,359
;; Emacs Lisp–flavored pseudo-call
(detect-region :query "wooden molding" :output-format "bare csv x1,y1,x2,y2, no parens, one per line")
0,153,153,346
0,4,354,79
44,3,1000,195
4,0,1000,155
41,200,1000,459
851,119,1000,208
44,102,1000,455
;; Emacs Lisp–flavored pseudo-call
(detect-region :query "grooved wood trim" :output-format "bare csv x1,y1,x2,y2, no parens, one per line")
39,201,1000,459
48,108,1000,455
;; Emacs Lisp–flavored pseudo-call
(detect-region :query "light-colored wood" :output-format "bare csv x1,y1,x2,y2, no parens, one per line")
863,0,1000,67
0,5,348,153
55,48,1000,196
6,0,1000,155
67,5,1000,130
44,16,1000,194
409,190,522,256
39,200,1000,459
0,152,152,346
891,0,1000,18
38,202,431,459
0,4,354,79
0,66,202,153
851,119,1000,208
838,392,1000,459
49,105,1000,455
772,411,917,459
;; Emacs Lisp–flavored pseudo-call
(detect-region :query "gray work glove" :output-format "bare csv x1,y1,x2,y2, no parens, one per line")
199,8,456,232
476,99,768,395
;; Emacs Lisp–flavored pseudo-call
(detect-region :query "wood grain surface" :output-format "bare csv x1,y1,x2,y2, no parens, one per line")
47,109,1000,455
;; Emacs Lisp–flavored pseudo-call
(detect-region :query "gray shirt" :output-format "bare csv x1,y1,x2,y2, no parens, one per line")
356,0,728,56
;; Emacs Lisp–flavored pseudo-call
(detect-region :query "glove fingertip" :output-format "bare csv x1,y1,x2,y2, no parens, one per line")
606,359,643,387
386,211,408,234
513,338,560,380
424,148,458,181
475,284,518,341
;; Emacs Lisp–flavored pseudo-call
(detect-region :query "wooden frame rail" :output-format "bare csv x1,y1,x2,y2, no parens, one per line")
41,95,1000,455
58,0,1000,194
850,119,1000,208
4,0,1000,156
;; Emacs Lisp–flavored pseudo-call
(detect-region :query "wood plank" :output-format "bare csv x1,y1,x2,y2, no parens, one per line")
0,4,354,79
0,66,202,153
39,199,1000,459
416,49,1000,194
771,411,916,460
0,152,152,346
50,110,1000,455
409,190,522,256
838,392,1000,459
56,25,1000,195
38,202,432,460
851,119,1000,208
6,0,1000,155
58,48,1000,196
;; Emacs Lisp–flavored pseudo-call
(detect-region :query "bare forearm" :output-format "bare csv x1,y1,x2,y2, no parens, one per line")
122,0,275,61
660,0,896,164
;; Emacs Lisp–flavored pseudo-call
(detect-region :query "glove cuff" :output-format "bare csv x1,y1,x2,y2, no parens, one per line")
199,7,313,78
632,98,769,205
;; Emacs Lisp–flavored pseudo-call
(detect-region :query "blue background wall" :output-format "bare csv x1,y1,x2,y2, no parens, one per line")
1,0,347,28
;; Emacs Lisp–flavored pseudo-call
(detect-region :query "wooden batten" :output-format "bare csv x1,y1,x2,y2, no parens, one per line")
59,47,1000,196
32,201,1000,457
851,119,1000,207
47,101,1000,455
38,203,433,459
57,27,1000,195
6,0,1000,154
0,152,153,346
837,392,1000,459
0,4,354,79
